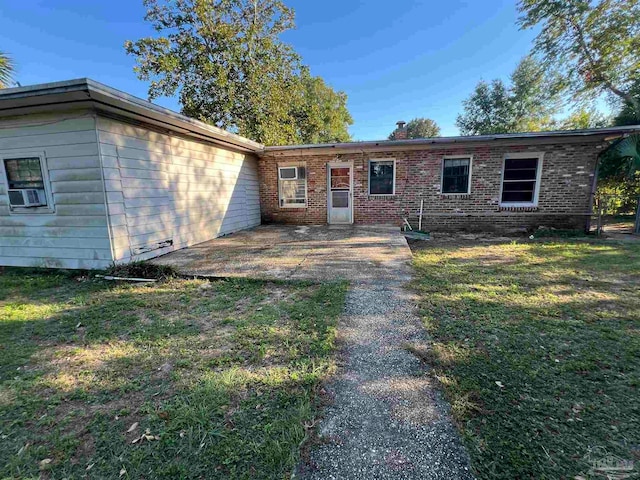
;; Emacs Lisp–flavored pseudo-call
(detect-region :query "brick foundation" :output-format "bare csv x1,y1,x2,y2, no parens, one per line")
259,140,601,233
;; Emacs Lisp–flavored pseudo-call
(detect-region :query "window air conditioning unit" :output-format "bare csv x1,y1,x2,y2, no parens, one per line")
8,189,47,207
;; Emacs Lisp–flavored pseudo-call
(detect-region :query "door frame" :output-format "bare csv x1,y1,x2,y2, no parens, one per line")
327,161,354,224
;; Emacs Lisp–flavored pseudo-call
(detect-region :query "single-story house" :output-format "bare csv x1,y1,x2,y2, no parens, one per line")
0,79,638,269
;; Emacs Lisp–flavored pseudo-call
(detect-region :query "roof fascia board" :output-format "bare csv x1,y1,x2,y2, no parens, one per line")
260,135,615,157
262,126,640,157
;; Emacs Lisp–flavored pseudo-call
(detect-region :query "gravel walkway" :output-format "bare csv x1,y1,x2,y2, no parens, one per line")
296,277,474,479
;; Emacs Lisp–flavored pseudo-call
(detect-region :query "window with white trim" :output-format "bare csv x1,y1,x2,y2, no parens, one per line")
369,159,395,195
278,165,307,208
442,157,472,194
1,152,53,213
500,154,543,205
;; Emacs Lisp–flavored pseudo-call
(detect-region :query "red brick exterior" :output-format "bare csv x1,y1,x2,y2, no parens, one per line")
259,140,603,233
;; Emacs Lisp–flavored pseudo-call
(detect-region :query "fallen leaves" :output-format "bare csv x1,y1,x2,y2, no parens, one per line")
131,429,161,444
126,422,138,433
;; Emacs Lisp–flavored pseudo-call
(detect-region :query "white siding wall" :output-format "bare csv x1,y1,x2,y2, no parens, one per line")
96,116,260,263
0,112,112,269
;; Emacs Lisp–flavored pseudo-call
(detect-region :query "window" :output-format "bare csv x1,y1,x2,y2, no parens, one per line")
1,152,53,212
500,153,543,205
278,165,307,208
369,159,395,195
442,157,472,194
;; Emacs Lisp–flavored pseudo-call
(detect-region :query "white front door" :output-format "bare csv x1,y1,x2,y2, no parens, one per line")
328,163,353,224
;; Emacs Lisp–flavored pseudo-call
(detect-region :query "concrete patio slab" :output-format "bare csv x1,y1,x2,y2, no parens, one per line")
151,224,413,282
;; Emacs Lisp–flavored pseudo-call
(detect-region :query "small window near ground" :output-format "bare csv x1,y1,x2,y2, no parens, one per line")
2,153,51,211
369,159,395,195
442,157,471,194
500,155,542,205
278,165,307,208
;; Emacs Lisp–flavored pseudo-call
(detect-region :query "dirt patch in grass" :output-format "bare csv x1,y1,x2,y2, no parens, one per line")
0,270,347,479
412,239,640,479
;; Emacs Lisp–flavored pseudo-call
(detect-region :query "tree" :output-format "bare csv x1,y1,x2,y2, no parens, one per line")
125,0,352,145
293,68,353,144
388,117,440,140
518,0,640,117
600,81,640,179
0,52,14,88
614,79,640,126
597,82,640,212
456,56,559,135
560,108,610,130
597,135,640,213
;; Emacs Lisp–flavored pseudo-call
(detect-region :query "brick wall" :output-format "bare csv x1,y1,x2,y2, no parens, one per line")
259,140,602,233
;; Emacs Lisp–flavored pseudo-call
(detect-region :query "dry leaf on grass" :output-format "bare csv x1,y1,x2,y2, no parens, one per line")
132,429,160,444
126,422,138,433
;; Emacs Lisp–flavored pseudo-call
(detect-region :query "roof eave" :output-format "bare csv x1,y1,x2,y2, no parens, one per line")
261,126,640,157
0,79,264,154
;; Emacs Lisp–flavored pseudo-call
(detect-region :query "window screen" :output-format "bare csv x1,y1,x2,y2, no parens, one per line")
501,157,539,204
442,158,471,194
4,157,45,189
369,160,394,195
279,165,307,207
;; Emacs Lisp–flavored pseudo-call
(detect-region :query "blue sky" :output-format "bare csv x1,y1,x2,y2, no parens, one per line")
1,0,542,139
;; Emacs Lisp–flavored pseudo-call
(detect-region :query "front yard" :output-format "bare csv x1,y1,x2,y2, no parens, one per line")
0,270,346,479
3,237,639,479
412,239,640,479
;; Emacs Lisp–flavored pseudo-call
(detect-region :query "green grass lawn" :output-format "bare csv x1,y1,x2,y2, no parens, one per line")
0,269,346,479
412,240,640,479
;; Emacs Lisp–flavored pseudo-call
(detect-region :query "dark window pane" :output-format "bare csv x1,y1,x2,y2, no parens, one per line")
369,161,394,195
501,157,540,203
502,190,534,202
502,181,536,192
442,158,470,193
504,158,538,170
504,168,537,181
4,158,44,189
